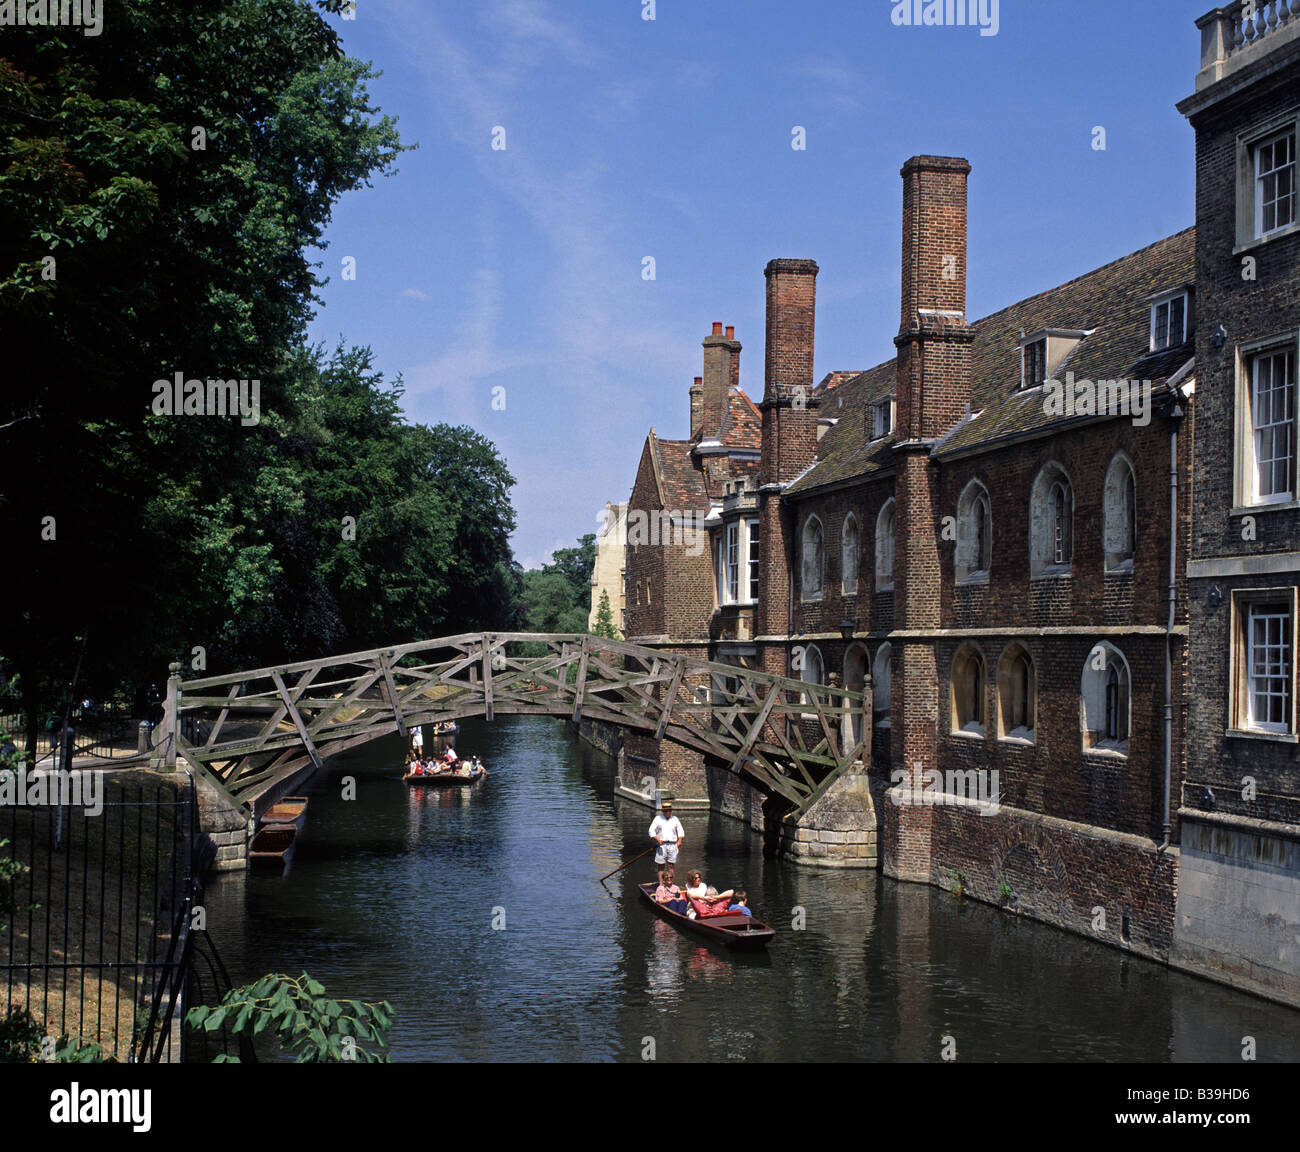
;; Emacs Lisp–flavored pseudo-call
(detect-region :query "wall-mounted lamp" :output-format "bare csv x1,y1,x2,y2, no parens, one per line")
1210,324,1228,351
839,620,857,642
1209,584,1223,607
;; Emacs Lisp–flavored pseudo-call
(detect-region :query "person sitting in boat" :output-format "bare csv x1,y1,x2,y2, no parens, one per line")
653,865,690,916
727,891,752,918
683,870,733,913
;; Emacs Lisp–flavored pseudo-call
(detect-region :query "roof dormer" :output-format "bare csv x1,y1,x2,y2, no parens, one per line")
1018,328,1093,391
1147,285,1194,352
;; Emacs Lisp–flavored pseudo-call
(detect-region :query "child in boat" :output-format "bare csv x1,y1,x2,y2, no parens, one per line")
727,891,753,917
653,866,690,916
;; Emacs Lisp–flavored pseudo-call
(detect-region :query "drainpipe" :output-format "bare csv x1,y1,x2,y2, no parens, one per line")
1161,397,1184,851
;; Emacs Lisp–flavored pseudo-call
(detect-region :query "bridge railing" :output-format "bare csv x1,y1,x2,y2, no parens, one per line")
163,633,869,812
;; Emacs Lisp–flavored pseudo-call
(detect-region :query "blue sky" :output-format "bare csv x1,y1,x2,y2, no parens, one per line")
307,0,1206,569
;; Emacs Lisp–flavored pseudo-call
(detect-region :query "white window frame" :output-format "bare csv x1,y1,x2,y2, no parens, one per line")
871,398,896,440
716,519,760,608
747,518,759,603
1228,587,1298,740
1256,128,1297,239
1235,111,1300,251
1234,333,1300,510
1149,291,1188,353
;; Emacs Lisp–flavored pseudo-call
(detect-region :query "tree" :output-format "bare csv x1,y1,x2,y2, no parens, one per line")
593,589,618,639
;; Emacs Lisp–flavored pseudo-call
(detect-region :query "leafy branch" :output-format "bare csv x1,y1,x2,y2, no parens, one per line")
186,972,393,1063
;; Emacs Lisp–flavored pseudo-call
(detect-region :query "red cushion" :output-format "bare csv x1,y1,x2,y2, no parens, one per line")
693,898,730,917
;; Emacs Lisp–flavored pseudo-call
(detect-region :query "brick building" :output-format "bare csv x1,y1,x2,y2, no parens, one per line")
1174,3,1300,1005
616,2,1298,996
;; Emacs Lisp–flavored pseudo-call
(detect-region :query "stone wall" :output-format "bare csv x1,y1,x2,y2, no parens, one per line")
1173,814,1300,1007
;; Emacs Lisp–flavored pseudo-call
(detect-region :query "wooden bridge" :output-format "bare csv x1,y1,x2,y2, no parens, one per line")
161,633,869,817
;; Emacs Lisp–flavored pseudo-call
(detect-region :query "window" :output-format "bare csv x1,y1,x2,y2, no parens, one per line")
725,522,740,602
801,516,824,600
1150,293,1188,352
1248,347,1296,504
872,642,892,728
716,519,761,607
798,643,824,706
950,644,986,736
747,518,759,602
876,500,895,591
1081,643,1130,755
1230,590,1297,736
1022,338,1047,390
1103,455,1137,572
955,480,992,582
1030,463,1073,576
841,514,859,596
872,397,896,439
1256,129,1296,238
997,644,1035,741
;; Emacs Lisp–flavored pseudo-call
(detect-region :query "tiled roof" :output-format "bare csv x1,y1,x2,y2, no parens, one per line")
718,387,762,450
649,433,709,509
788,227,1196,494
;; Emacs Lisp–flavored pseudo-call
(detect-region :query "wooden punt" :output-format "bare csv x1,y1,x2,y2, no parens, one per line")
248,824,297,867
260,795,308,831
636,883,774,951
402,765,486,787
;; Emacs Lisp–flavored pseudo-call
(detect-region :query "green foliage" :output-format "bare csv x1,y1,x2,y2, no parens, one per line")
593,590,618,639
517,533,599,645
187,972,393,1063
999,880,1013,905
0,1008,110,1064
951,870,968,899
1,2,525,702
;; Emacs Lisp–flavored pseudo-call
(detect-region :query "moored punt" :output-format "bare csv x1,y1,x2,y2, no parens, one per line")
636,883,774,951
260,795,308,831
249,823,297,867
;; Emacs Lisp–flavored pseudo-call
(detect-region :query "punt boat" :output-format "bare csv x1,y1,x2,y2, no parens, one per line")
636,883,775,951
402,763,487,787
260,795,308,831
248,824,297,867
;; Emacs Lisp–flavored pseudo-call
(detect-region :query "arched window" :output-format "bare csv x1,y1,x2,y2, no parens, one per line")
1081,642,1130,754
1030,463,1074,576
996,643,1036,741
951,644,987,736
876,500,896,590
842,644,868,749
1103,454,1137,572
802,516,824,599
798,643,824,706
841,514,860,596
872,642,892,728
956,480,993,582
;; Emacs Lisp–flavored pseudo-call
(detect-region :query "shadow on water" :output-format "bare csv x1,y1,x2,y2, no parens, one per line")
201,715,1300,1063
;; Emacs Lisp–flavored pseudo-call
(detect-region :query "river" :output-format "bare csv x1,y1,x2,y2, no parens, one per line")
203,715,1300,1062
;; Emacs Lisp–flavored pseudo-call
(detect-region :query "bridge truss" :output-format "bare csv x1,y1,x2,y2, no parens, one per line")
162,633,869,816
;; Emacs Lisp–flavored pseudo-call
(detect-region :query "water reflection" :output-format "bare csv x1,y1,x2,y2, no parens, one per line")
202,715,1300,1063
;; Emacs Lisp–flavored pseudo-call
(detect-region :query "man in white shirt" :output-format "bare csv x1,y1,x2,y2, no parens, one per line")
649,798,684,876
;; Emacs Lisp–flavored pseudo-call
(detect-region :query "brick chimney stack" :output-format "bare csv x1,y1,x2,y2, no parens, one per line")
688,376,704,439
756,258,819,651
887,156,974,883
895,155,973,441
760,259,819,485
699,321,740,440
